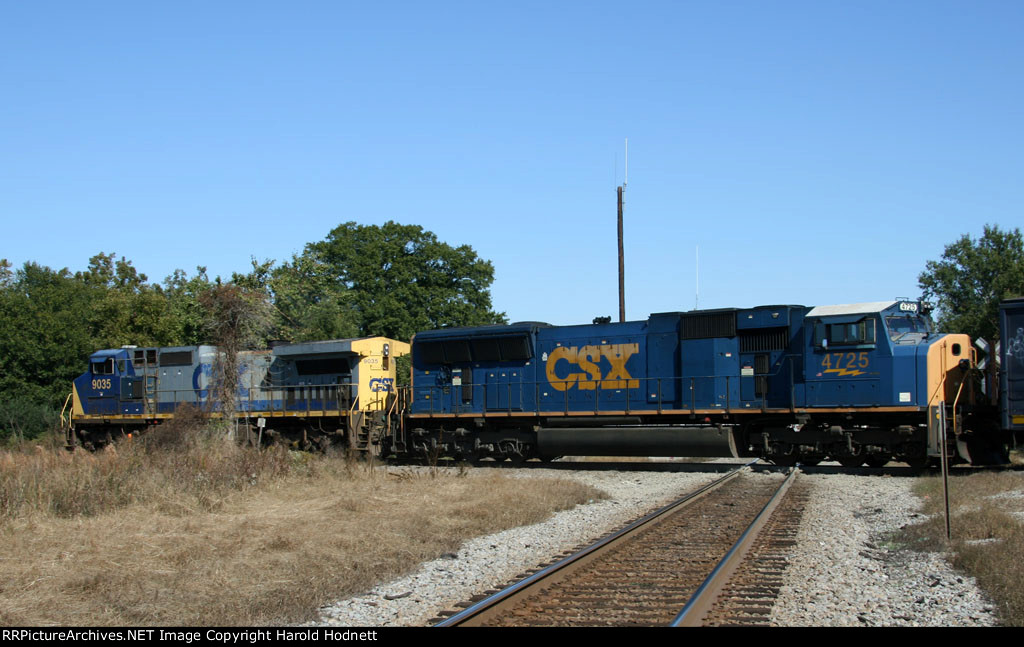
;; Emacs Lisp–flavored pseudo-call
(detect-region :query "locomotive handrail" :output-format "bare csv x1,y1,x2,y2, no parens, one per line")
397,354,916,421
81,382,369,418
89,374,801,420
348,395,360,439
60,391,73,430
412,372,804,417
951,376,966,438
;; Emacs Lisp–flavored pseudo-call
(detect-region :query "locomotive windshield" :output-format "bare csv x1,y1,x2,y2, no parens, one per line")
885,314,932,341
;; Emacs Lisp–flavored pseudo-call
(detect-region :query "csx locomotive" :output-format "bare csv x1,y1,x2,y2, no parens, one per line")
69,337,409,451
395,299,1014,467
70,298,1021,467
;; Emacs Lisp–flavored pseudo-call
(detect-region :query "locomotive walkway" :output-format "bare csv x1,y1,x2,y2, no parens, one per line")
433,462,807,627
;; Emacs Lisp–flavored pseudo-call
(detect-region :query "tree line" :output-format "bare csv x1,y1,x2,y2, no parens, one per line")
1,221,1021,442
0,221,506,440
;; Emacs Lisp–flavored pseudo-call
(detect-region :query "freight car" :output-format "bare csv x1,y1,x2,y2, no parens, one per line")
390,300,1011,467
68,337,409,451
1001,297,1024,441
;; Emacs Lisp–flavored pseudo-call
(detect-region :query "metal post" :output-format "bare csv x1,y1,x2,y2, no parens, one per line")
940,404,952,541
617,185,625,323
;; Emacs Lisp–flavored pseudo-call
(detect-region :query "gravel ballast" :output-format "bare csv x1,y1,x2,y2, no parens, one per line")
310,465,998,627
769,472,996,626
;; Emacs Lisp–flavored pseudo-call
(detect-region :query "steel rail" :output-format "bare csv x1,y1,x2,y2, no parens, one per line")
434,458,761,627
670,465,800,627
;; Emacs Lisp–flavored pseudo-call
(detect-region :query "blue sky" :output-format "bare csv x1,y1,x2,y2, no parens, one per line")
2,1,1022,326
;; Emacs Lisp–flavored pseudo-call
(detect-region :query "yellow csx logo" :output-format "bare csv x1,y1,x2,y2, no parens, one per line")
545,344,639,391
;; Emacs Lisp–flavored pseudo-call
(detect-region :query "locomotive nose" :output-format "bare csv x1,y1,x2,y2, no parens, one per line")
925,333,974,407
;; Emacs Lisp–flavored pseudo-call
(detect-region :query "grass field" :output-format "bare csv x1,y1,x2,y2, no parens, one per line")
0,419,603,626
900,455,1024,626
6,419,1022,627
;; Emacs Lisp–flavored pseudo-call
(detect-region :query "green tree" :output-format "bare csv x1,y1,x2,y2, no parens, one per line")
76,253,180,349
918,224,1024,342
162,266,216,345
233,256,359,343
0,262,96,406
303,221,506,341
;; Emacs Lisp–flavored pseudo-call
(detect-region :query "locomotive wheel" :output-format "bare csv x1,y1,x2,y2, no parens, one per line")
770,454,798,467
865,455,890,468
837,456,865,468
457,446,480,463
904,455,930,470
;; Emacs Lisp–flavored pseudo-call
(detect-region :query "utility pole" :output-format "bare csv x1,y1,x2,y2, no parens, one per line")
618,139,627,323
617,185,625,322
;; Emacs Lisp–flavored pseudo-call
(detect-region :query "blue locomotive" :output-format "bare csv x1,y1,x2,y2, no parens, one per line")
69,337,409,451
396,300,1010,467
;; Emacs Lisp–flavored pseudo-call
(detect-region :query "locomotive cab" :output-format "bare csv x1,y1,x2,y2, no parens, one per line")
804,302,889,407
75,349,132,416
803,301,953,409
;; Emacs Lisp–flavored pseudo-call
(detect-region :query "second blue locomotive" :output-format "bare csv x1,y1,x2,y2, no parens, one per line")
395,300,1000,467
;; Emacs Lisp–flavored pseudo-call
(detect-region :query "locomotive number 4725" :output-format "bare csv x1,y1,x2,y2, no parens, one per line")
820,352,870,377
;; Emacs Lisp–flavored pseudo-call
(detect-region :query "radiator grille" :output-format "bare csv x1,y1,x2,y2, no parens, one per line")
739,328,789,352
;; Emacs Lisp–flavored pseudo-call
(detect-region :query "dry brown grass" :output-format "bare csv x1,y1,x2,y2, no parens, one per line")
903,470,1024,626
0,423,603,626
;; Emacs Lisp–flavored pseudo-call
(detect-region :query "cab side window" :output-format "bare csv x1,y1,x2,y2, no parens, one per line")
91,358,115,375
813,318,876,348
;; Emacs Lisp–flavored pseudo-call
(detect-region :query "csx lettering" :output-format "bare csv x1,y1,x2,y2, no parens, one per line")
91,378,112,391
369,377,394,392
545,344,639,391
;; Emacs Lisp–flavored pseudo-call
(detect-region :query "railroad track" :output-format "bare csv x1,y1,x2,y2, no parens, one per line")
433,462,807,627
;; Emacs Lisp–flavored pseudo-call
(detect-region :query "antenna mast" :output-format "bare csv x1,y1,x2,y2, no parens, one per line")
695,245,699,310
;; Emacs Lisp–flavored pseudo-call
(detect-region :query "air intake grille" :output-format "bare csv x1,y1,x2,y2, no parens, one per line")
680,311,737,339
159,351,193,366
739,328,789,352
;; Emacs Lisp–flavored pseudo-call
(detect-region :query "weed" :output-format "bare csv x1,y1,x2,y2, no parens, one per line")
901,471,1024,625
0,427,603,626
